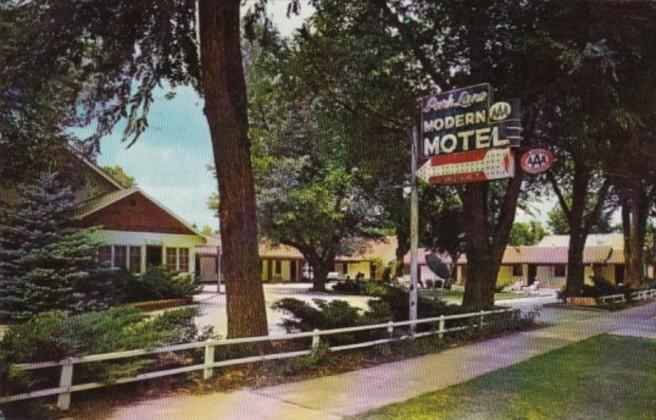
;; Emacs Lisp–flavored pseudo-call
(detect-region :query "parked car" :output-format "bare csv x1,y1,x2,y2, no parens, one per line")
327,272,346,281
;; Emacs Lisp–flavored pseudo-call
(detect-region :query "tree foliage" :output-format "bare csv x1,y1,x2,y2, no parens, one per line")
101,165,135,188
0,0,275,336
248,29,385,291
510,221,547,246
0,173,114,323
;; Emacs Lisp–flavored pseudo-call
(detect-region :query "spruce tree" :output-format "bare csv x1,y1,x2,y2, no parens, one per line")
0,173,113,323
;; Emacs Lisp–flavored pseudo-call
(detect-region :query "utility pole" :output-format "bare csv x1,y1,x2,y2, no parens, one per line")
409,126,419,335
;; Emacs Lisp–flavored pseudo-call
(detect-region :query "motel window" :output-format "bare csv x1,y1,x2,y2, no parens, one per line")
130,246,142,273
179,248,190,272
166,248,178,271
114,246,127,269
555,265,566,277
274,260,282,275
512,264,523,277
99,246,112,267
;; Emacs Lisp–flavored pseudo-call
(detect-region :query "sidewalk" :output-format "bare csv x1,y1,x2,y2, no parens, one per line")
103,302,656,420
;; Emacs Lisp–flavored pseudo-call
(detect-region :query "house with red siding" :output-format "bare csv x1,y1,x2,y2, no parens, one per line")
20,147,216,276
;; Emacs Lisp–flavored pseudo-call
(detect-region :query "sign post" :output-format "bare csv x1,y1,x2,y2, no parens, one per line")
409,126,419,335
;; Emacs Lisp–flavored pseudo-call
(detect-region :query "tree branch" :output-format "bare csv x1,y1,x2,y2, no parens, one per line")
375,0,448,89
583,178,612,235
547,170,572,221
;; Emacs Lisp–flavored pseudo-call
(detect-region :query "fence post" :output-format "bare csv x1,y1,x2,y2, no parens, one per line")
479,310,485,329
387,321,394,339
203,340,215,380
438,315,445,340
311,329,321,357
57,358,74,410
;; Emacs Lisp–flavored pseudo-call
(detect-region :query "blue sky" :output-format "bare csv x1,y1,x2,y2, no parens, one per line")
95,86,218,230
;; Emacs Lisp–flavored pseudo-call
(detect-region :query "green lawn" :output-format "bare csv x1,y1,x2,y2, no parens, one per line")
356,335,656,420
421,289,524,304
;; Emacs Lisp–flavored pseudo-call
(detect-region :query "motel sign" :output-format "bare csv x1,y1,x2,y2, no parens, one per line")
420,83,521,158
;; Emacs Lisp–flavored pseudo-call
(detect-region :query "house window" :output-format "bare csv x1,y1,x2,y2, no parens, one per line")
130,246,142,273
99,246,112,267
166,248,178,271
512,264,523,277
274,260,282,275
114,246,127,269
555,265,566,277
128,198,137,208
179,248,189,272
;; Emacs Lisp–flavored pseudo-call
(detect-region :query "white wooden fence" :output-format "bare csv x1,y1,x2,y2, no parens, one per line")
0,308,517,411
598,288,656,305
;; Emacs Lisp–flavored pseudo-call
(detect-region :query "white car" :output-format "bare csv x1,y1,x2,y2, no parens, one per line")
327,272,347,281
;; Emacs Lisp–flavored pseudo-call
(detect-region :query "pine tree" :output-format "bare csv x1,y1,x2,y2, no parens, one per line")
0,173,114,323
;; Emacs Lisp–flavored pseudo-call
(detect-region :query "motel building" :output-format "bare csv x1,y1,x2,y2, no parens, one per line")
408,234,631,289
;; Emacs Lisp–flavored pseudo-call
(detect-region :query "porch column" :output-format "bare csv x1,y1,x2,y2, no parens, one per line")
141,245,146,274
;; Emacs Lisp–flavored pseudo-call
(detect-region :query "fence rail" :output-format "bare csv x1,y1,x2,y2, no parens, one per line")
597,288,656,305
0,308,518,410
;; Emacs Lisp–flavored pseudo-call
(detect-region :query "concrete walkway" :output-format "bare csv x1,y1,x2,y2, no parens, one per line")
102,302,656,420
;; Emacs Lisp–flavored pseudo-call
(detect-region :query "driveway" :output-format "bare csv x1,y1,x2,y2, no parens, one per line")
194,283,374,336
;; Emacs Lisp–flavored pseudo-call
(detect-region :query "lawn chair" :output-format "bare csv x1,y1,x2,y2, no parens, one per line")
503,281,523,293
524,281,541,295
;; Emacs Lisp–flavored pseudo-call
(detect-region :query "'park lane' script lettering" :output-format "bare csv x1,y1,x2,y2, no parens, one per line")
422,90,489,112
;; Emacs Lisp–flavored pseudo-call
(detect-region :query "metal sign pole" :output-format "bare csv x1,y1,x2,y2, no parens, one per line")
410,126,419,335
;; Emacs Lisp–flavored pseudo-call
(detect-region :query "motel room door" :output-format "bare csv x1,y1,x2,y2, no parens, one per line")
528,265,537,285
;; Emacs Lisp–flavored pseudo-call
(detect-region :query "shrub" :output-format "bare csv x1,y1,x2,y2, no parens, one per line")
332,280,387,297
271,298,388,345
379,285,478,321
114,266,201,303
272,298,365,333
559,275,634,303
0,306,199,396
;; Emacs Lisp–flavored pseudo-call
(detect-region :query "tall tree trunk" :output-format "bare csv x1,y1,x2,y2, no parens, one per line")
306,250,336,292
462,166,523,307
552,166,611,295
622,186,648,287
566,227,587,295
199,1,268,338
564,169,590,295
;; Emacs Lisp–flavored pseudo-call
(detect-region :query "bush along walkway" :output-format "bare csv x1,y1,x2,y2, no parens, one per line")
102,301,656,420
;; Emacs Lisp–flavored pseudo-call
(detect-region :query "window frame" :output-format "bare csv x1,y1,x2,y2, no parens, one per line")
129,246,142,273
179,248,189,272
113,245,127,270
166,247,178,272
99,246,112,267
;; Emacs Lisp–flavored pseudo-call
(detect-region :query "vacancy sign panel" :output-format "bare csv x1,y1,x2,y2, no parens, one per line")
417,148,515,185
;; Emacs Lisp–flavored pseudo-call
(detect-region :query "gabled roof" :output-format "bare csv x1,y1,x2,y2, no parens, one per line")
66,144,125,191
73,186,205,237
